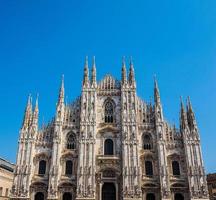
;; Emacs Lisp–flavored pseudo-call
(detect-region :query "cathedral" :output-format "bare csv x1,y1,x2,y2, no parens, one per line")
11,57,210,200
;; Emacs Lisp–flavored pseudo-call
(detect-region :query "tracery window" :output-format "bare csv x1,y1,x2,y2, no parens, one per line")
67,133,76,150
38,160,46,175
104,139,114,155
145,161,153,176
172,161,180,176
143,134,152,150
104,100,114,123
65,160,73,175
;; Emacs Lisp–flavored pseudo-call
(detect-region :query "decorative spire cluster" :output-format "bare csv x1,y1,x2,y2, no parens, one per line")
83,56,97,87
121,56,136,87
22,94,39,131
179,96,197,132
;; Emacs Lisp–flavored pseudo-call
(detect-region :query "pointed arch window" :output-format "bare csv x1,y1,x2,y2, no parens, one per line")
38,160,46,175
172,161,180,176
65,160,73,175
143,134,153,150
67,133,76,150
145,161,153,176
104,139,114,155
104,100,114,123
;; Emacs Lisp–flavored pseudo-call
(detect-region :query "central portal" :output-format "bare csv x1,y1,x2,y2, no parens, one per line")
102,182,116,200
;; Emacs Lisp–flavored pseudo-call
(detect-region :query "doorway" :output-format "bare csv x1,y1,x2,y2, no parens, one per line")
102,182,116,200
63,192,72,200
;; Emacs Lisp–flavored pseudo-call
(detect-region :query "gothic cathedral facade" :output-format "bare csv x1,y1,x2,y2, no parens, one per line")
11,58,209,200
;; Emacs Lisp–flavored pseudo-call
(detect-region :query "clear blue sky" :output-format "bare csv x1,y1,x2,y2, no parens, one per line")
0,0,215,173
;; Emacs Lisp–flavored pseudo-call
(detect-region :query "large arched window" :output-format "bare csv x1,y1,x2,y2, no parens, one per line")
65,160,73,175
67,133,76,150
145,161,153,176
143,134,152,150
35,192,44,200
38,160,46,175
146,193,155,200
174,193,184,200
104,139,114,155
172,161,180,176
104,100,114,123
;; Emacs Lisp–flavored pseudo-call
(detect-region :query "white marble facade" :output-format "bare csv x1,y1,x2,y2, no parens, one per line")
10,58,209,200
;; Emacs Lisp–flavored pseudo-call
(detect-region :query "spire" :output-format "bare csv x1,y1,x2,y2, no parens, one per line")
121,56,127,84
83,56,89,86
128,56,135,86
154,76,164,122
22,94,32,129
58,75,65,105
180,96,188,132
154,76,161,105
91,56,96,86
32,94,39,127
186,96,197,130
